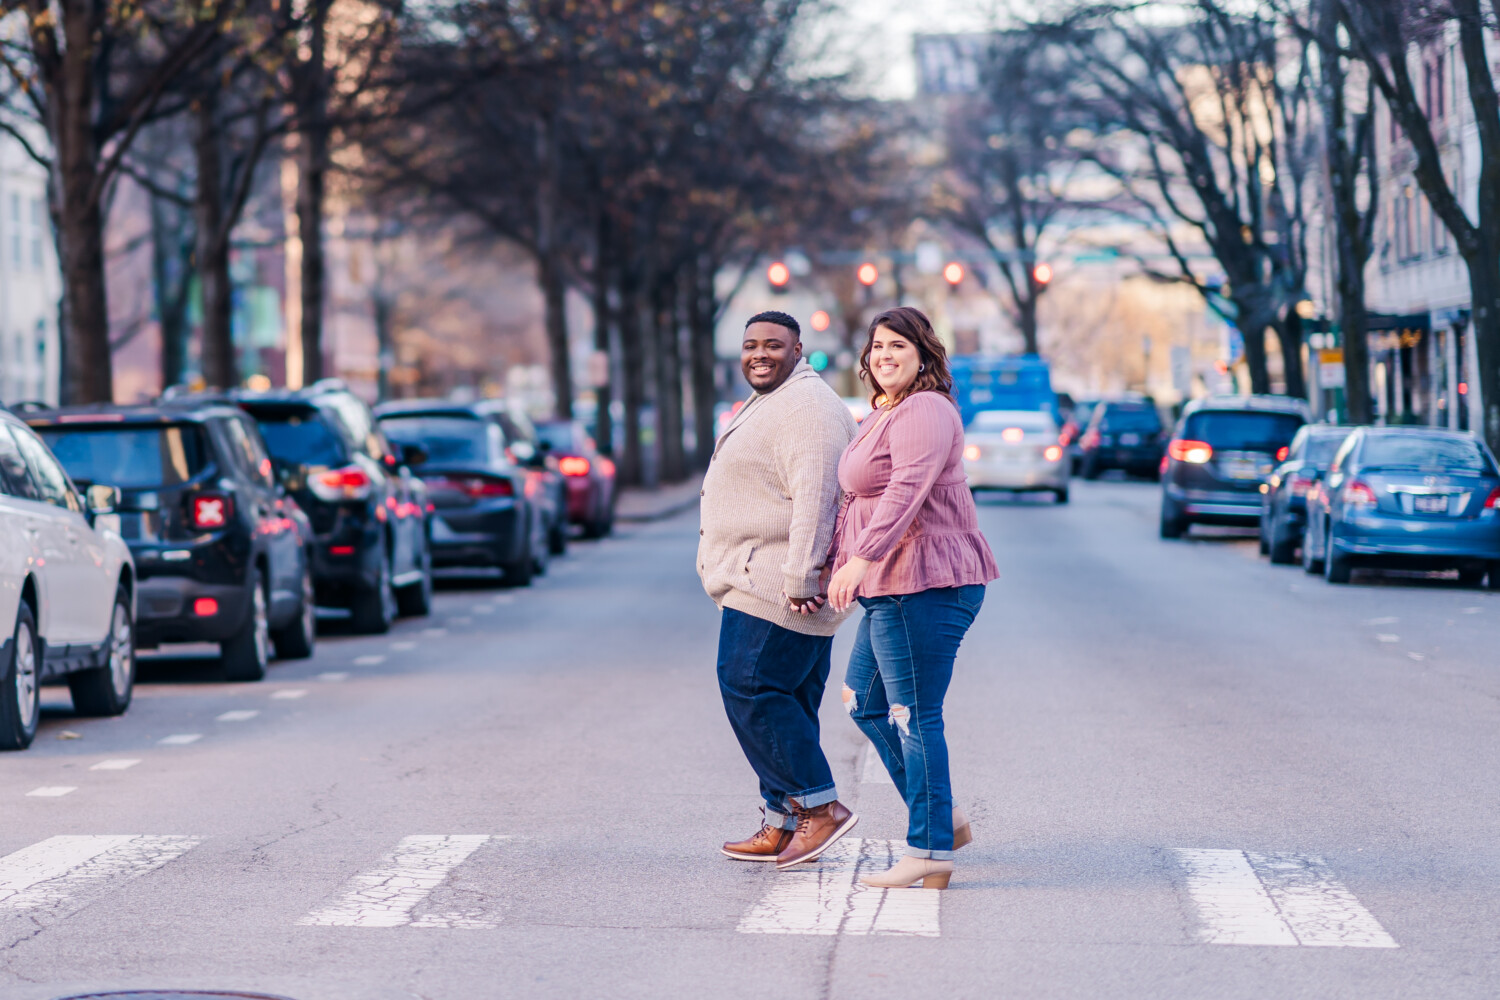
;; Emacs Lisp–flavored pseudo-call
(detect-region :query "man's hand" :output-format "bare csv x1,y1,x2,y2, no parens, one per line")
786,594,828,615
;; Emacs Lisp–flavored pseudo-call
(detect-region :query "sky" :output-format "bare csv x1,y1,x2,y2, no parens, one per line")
832,0,996,99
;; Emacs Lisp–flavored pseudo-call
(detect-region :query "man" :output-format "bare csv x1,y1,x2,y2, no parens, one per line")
698,310,860,870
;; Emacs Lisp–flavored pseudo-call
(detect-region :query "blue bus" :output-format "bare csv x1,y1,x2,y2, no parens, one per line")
949,355,1059,426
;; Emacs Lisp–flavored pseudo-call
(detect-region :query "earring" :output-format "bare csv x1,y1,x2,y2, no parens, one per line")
919,364,925,372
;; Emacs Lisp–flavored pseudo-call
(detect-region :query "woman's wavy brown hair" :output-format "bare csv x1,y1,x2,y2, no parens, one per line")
859,306,954,408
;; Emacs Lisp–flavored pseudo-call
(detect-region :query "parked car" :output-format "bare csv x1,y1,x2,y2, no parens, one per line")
962,410,1069,503
534,419,617,537
1301,427,1500,586
372,401,550,585
234,381,432,632
486,405,569,556
1258,424,1352,564
29,401,317,681
1059,398,1099,474
1160,395,1309,538
1079,399,1165,480
0,409,136,749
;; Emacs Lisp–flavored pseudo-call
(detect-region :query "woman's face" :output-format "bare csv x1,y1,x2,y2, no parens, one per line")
869,325,922,400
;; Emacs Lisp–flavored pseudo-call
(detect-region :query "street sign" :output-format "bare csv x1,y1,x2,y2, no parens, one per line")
1170,346,1192,396
1318,349,1345,388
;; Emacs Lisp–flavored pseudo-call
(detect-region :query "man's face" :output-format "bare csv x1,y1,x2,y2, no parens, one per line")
741,322,802,393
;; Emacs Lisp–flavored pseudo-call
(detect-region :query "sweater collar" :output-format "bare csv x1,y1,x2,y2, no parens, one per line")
716,360,817,448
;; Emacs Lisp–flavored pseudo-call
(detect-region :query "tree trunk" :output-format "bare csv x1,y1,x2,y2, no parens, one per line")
1464,248,1500,450
1018,285,1039,355
535,115,573,420
151,195,191,390
616,269,645,487
295,8,329,386
653,274,685,483
195,97,237,390
1236,313,1271,395
591,212,614,457
687,254,718,470
1274,311,1307,399
1335,266,1373,424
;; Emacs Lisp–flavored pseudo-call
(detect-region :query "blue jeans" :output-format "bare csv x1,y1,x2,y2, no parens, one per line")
843,585,984,859
717,608,839,831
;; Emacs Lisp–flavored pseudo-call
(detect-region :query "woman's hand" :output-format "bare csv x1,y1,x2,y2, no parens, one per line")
827,557,872,613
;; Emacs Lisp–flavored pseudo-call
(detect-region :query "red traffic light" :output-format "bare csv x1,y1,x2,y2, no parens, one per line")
943,262,964,285
810,310,831,332
856,262,879,286
1032,262,1053,285
767,261,790,287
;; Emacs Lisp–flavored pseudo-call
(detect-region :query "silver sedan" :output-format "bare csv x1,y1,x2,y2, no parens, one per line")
963,410,1070,503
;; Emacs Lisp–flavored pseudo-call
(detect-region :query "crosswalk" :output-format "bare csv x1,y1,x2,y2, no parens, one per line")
0,834,1398,947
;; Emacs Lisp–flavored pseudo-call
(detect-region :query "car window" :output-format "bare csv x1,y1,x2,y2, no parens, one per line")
1360,434,1493,473
534,422,578,453
1330,433,1358,473
1100,406,1161,432
379,416,498,464
1183,411,1304,451
39,424,210,489
11,425,79,510
219,417,274,488
325,395,390,464
0,423,41,500
254,412,350,469
969,411,1055,432
1304,433,1351,467
497,413,535,447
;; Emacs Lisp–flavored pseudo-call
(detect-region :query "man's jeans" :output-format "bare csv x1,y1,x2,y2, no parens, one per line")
717,608,839,831
843,585,985,859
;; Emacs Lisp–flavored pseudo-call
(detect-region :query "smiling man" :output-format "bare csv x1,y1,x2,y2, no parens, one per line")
697,310,861,870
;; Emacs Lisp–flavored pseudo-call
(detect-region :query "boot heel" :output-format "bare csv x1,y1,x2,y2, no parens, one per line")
953,822,973,850
921,872,952,889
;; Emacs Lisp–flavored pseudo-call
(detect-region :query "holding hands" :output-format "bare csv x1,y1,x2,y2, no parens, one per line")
826,557,871,613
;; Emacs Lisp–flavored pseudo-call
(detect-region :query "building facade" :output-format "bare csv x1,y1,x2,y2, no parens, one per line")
0,133,61,405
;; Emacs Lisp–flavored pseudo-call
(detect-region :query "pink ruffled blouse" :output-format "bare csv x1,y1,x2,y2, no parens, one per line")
830,391,998,598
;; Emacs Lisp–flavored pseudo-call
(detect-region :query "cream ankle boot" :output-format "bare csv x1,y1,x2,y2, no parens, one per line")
953,805,973,850
860,855,953,889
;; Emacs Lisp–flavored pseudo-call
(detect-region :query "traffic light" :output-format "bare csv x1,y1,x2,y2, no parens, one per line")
767,261,790,292
810,310,831,332
808,350,830,371
1032,262,1053,285
943,262,964,285
857,262,879,286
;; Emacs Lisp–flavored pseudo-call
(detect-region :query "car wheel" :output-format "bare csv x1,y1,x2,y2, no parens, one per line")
1302,521,1325,574
1457,564,1487,587
350,541,397,634
548,514,569,556
69,586,136,716
1485,562,1500,591
272,565,317,660
223,567,271,681
1082,456,1101,481
0,602,41,750
1159,496,1186,539
1267,516,1297,565
1054,488,1069,504
1258,518,1270,555
1323,530,1353,584
396,539,433,617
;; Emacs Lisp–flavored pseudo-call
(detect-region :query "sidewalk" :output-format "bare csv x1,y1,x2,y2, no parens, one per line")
615,474,704,523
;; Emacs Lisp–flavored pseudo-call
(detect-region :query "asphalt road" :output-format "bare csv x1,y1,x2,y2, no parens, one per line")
4,478,1500,1000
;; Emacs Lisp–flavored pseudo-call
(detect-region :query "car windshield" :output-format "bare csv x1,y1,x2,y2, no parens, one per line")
254,412,349,468
39,425,209,488
1304,433,1350,467
1101,406,1160,431
970,411,1054,432
1361,434,1493,473
379,416,492,464
1184,411,1304,452
534,422,578,453
1066,403,1095,427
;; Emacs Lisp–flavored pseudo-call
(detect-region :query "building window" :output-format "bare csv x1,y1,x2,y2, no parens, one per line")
9,193,20,267
30,197,43,270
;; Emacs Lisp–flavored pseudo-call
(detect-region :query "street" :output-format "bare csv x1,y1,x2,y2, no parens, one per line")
5,479,1500,1000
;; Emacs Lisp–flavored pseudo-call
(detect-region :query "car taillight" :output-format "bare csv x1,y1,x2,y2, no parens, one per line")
1168,439,1213,464
437,475,514,498
190,493,232,529
1059,427,1074,445
1081,429,1100,449
1290,473,1316,497
1484,486,1500,509
1275,446,1289,462
1043,445,1063,462
310,465,373,501
193,597,218,616
963,444,981,461
1343,480,1377,506
558,456,591,477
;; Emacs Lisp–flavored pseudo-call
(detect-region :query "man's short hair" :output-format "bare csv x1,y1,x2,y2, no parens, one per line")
744,310,801,340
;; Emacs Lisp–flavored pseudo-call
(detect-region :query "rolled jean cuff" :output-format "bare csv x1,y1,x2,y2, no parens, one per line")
787,784,838,810
766,809,796,831
904,846,955,861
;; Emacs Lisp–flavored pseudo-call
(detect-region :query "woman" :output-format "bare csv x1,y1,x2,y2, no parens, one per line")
826,306,998,890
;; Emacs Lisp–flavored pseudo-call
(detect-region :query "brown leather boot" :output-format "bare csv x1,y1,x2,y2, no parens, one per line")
722,817,794,861
775,800,859,869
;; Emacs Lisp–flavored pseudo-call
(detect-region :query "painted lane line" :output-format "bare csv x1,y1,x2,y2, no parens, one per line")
89,759,140,771
420,628,447,637
449,617,472,626
354,655,386,666
317,672,349,683
0,835,201,912
470,606,495,615
299,834,497,928
491,595,515,604
1173,849,1396,948
1462,606,1482,614
1407,652,1426,661
737,839,939,937
1364,617,1399,625
157,734,202,746
390,641,416,652
1374,634,1400,644
271,689,308,700
859,745,890,784
216,710,260,722
26,787,76,798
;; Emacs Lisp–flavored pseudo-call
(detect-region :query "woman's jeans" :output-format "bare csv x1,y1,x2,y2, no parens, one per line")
843,584,984,859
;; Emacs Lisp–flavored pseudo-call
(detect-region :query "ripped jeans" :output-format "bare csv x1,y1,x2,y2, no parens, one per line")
842,585,984,860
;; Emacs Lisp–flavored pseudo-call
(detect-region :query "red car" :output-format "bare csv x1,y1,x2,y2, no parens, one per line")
535,420,616,537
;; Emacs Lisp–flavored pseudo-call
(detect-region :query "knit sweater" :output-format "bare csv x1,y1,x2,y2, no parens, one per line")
697,362,858,636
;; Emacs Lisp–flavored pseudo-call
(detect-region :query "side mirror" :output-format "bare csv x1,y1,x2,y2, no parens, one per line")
85,483,121,514
509,440,536,465
276,461,310,491
537,439,553,454
398,443,428,468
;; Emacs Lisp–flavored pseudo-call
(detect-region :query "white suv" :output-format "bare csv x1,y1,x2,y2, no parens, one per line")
0,409,136,749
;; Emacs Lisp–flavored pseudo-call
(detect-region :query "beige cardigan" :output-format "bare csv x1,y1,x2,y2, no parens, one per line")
697,362,858,636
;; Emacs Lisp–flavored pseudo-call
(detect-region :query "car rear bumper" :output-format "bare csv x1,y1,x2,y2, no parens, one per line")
1334,514,1500,559
564,478,598,521
1085,447,1161,469
966,461,1068,490
135,575,253,646
429,503,526,566
1166,483,1262,521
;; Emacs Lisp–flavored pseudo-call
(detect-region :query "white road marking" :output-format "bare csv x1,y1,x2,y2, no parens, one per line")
737,839,939,937
470,605,495,615
158,734,202,746
317,673,349,683
299,835,497,928
216,710,260,722
271,689,309,699
420,628,447,637
1407,652,1426,661
859,744,890,784
354,655,386,666
1462,607,1482,614
391,642,417,651
449,617,472,626
1364,616,1399,625
0,835,201,911
1374,634,1399,644
25,787,76,797
1173,848,1396,948
491,595,515,604
89,759,140,771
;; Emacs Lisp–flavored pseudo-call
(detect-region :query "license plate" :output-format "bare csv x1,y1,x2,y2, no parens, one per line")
1414,495,1448,513
1225,458,1260,480
1119,433,1141,445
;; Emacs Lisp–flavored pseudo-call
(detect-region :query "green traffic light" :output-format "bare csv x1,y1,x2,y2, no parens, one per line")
809,350,829,371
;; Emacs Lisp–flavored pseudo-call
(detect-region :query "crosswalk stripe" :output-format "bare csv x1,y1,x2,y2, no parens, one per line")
299,835,498,928
0,836,201,911
1173,848,1397,948
737,839,940,937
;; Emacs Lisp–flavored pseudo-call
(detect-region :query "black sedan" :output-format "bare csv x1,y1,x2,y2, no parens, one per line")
1258,425,1352,564
1078,400,1165,480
